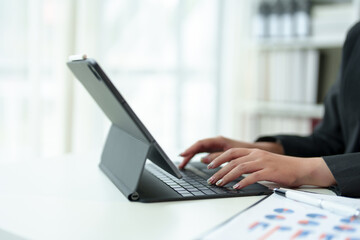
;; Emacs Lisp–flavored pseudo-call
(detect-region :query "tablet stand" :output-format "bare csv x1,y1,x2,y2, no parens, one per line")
99,124,150,200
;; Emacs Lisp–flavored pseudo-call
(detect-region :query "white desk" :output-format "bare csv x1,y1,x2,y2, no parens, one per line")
0,153,333,240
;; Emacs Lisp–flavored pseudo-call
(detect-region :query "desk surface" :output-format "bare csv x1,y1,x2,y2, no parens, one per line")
0,153,334,240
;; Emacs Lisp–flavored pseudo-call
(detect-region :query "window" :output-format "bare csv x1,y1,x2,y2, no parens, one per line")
0,0,226,160
0,0,71,159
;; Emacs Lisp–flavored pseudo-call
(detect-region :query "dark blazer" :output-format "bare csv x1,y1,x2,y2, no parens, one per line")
259,22,360,197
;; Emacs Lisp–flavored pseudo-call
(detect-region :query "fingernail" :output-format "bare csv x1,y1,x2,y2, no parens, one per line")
233,183,241,189
207,162,214,169
207,176,215,185
216,179,223,186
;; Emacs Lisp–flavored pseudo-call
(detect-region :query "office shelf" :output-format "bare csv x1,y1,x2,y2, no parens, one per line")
234,0,360,140
239,101,324,119
253,35,346,51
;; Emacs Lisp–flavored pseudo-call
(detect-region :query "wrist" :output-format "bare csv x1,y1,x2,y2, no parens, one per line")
303,157,336,187
253,141,284,155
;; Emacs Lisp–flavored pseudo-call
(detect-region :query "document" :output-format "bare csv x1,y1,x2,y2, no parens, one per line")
201,192,360,240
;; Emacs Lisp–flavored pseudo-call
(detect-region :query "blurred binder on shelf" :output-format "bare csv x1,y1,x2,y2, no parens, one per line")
263,49,319,104
256,52,270,101
304,50,320,104
269,0,283,38
282,50,293,102
253,0,354,40
311,2,353,37
294,0,311,37
268,51,281,102
282,0,295,38
253,1,271,38
254,0,311,40
291,49,306,103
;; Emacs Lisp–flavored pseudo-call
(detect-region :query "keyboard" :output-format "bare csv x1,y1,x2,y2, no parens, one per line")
146,163,243,197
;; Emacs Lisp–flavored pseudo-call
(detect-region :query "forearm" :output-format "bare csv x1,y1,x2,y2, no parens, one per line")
252,141,284,155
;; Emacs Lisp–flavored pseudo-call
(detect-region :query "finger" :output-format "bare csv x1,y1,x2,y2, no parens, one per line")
217,161,263,187
207,148,251,169
179,137,225,157
180,151,224,169
233,170,268,189
200,152,223,164
178,154,195,169
207,155,257,186
207,160,241,185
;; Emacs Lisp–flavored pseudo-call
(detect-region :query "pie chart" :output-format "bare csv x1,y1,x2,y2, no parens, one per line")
341,217,360,224
265,215,286,220
274,208,294,214
306,213,327,219
298,220,319,226
333,225,356,232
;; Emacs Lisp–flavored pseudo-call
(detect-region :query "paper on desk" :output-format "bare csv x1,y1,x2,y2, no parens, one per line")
201,193,360,240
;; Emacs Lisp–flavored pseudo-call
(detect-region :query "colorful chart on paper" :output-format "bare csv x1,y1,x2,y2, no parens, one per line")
202,192,360,240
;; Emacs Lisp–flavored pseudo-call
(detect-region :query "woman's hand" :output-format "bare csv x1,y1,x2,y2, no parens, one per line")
178,136,284,169
206,148,336,189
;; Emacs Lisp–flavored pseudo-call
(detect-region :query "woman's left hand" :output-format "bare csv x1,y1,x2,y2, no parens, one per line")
206,148,336,189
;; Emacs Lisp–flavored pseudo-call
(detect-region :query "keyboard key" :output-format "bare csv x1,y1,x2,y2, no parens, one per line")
225,188,240,194
201,190,217,195
192,184,204,188
194,178,204,182
177,190,190,194
168,183,179,187
187,180,198,184
180,193,193,197
191,191,205,196
146,163,245,197
211,188,227,194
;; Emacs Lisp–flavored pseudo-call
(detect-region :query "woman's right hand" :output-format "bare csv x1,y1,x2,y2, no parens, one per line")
178,136,284,169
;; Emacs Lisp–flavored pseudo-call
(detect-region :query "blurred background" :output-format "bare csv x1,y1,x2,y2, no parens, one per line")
0,0,359,162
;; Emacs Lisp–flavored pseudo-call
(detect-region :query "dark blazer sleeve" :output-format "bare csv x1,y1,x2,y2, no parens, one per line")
324,153,360,197
256,22,360,197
